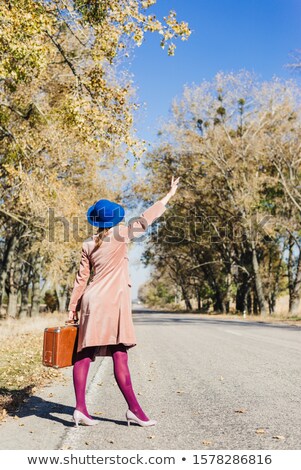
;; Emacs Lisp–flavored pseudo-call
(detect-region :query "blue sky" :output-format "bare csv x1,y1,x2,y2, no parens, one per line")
129,0,301,142
127,0,301,298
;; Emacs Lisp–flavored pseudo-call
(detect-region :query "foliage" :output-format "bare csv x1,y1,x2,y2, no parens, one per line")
138,71,301,315
44,290,59,312
138,276,175,307
0,0,190,317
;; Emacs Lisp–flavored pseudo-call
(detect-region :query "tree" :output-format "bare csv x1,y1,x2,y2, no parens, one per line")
0,0,191,317
139,71,301,316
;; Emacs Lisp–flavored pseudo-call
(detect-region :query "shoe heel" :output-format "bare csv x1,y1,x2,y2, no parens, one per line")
72,416,79,427
125,409,156,427
73,409,98,427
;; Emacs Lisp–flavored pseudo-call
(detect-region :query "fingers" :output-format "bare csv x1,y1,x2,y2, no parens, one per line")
171,175,180,185
170,176,180,195
68,310,78,321
67,311,78,325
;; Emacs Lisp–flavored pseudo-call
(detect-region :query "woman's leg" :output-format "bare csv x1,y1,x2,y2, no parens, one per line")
110,343,149,422
73,346,96,418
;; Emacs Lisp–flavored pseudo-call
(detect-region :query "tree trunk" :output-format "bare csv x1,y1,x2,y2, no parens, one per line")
7,292,18,318
289,245,301,316
224,272,231,313
30,254,43,316
55,283,68,312
6,252,24,318
19,258,32,318
19,289,29,318
0,235,17,311
41,278,51,298
247,290,253,314
287,234,294,305
253,293,259,315
236,275,249,313
268,247,284,315
251,242,268,316
203,265,225,313
19,264,31,318
181,285,192,310
213,291,225,313
196,288,202,310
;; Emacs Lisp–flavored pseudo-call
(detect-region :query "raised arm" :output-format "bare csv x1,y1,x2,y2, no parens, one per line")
121,176,180,242
68,242,91,320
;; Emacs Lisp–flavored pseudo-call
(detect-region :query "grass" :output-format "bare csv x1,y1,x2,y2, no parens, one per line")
0,313,67,421
144,305,301,326
286,315,301,321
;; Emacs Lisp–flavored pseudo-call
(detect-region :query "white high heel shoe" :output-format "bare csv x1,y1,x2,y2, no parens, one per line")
73,409,98,427
126,409,157,427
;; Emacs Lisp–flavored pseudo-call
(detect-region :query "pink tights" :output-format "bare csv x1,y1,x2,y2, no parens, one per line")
73,344,149,421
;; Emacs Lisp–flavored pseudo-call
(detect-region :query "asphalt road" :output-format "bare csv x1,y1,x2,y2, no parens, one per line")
1,309,300,450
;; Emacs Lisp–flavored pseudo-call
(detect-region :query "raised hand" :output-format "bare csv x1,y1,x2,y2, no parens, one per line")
159,175,181,206
169,176,180,196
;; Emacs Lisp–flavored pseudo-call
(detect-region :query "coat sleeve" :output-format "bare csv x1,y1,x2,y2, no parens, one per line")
120,200,167,243
68,242,91,311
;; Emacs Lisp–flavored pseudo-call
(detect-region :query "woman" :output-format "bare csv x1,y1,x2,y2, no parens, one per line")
68,176,180,427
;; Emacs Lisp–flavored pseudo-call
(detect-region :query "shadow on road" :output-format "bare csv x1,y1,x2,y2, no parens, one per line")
132,308,301,331
4,392,128,427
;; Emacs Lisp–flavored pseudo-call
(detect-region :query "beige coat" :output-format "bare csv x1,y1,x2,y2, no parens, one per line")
68,200,167,357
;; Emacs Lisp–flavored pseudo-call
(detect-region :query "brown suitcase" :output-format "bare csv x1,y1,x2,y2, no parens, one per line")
42,324,79,368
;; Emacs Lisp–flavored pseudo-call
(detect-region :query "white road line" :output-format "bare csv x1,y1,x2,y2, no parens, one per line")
60,357,111,449
223,329,242,336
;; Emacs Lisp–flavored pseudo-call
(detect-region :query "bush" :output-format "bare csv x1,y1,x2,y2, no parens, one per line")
44,290,58,312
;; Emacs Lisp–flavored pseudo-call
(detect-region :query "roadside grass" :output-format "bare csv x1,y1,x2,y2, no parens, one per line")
143,305,301,326
0,313,67,421
286,315,301,322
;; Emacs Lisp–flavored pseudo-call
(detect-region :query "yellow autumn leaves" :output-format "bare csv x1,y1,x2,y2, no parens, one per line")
0,1,190,317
